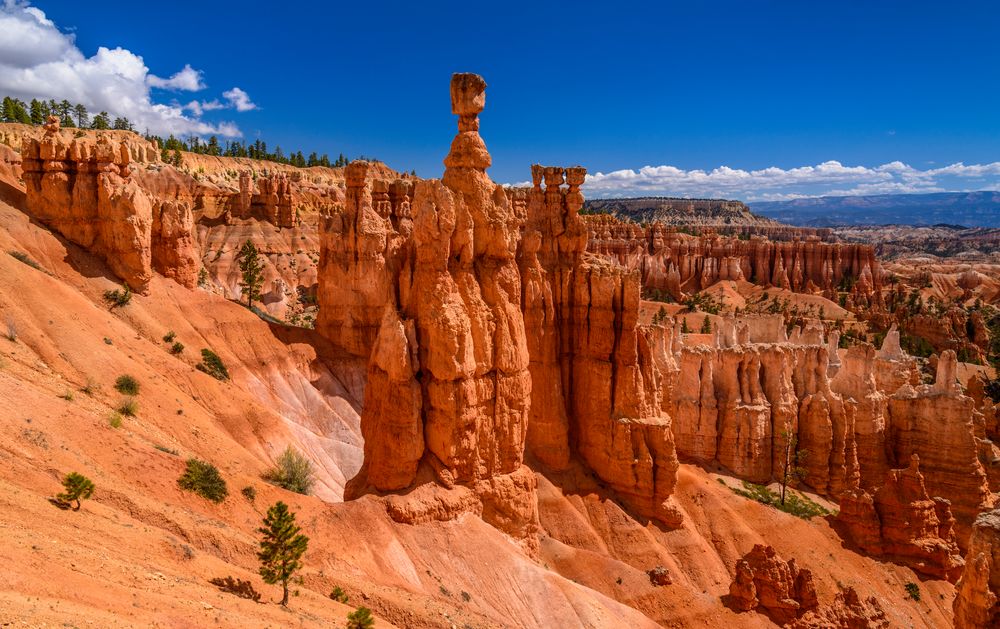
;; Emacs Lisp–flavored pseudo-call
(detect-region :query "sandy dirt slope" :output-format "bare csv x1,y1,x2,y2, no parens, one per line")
0,196,661,628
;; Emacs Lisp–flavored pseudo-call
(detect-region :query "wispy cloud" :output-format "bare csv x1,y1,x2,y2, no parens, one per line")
0,0,254,137
577,160,1000,201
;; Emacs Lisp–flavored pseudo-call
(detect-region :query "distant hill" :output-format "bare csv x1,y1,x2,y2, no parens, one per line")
582,196,776,226
749,191,1000,227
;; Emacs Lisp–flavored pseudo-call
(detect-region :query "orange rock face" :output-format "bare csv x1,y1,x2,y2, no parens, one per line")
954,508,1000,629
837,454,964,581
727,544,819,624
333,74,536,549
20,117,197,291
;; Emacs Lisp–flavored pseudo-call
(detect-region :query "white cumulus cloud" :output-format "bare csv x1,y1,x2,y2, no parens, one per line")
578,160,1000,201
147,63,204,91
0,0,253,137
222,87,256,112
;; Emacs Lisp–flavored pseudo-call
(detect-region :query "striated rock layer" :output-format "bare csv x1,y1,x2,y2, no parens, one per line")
586,214,882,303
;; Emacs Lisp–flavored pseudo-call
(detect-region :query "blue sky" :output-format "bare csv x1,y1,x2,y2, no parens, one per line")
2,0,1000,200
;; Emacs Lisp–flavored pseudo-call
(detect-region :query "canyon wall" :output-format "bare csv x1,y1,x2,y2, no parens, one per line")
20,117,198,291
586,215,882,302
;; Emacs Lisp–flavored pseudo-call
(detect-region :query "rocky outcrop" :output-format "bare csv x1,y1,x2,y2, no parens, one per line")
337,74,536,550
585,215,881,302
228,171,297,228
836,454,963,581
20,116,197,291
954,508,1000,629
789,586,889,629
315,162,412,359
670,319,858,497
332,74,682,546
517,164,680,526
727,545,818,624
885,351,994,543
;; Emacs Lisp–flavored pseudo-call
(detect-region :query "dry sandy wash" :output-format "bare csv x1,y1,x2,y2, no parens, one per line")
0,74,998,628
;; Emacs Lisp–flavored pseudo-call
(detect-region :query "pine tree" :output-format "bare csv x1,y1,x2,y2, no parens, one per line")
681,318,690,334
700,315,712,334
58,100,74,127
2,97,15,122
29,99,45,125
238,239,264,308
91,111,110,130
207,135,221,156
257,501,309,607
56,472,95,511
171,148,183,168
74,103,89,128
112,116,132,131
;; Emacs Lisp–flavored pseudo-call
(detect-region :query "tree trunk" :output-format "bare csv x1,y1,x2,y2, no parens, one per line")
281,580,289,606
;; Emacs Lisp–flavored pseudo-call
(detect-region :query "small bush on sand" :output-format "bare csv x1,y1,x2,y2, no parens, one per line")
108,411,123,428
241,485,257,502
114,374,140,396
178,458,228,503
170,342,184,354
196,348,229,381
54,472,95,510
163,331,176,343
103,285,132,308
905,582,921,601
346,607,375,629
9,250,44,272
329,586,349,603
263,446,315,495
154,444,178,456
117,398,139,417
4,316,16,342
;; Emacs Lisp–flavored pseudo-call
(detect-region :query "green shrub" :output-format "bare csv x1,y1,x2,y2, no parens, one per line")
108,411,123,428
82,378,98,395
177,458,228,503
103,285,132,307
114,374,140,395
904,581,920,601
263,446,315,495
730,481,831,519
346,607,375,629
117,398,139,417
163,331,176,343
9,250,44,272
196,348,229,381
59,389,74,401
55,472,95,510
170,342,185,355
154,444,178,456
329,586,349,603
241,485,257,502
